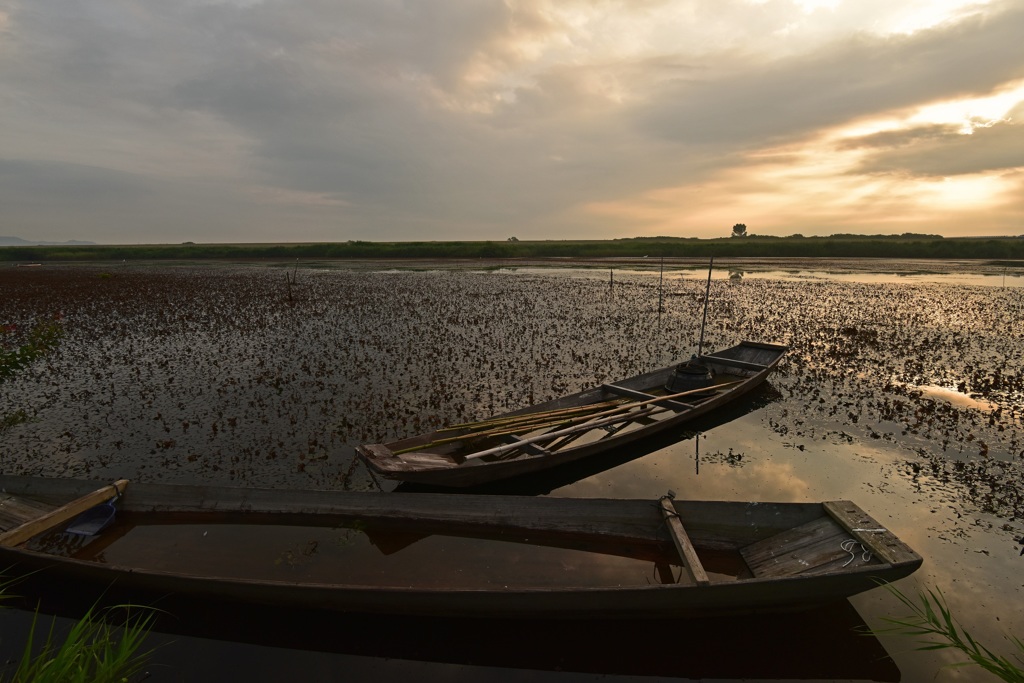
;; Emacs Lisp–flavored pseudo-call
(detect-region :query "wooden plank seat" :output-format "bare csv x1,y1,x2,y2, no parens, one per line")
739,516,878,579
601,383,695,412
0,480,128,548
822,501,921,567
0,493,57,533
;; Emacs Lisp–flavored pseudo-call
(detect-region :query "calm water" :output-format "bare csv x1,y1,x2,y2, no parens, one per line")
2,258,1022,681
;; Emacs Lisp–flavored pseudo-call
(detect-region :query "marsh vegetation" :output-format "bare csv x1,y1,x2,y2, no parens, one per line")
1,260,1022,681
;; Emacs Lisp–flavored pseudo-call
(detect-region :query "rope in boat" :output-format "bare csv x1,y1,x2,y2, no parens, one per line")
842,527,887,566
841,539,873,567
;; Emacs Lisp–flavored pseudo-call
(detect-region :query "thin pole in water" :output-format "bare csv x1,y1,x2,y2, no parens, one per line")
697,256,714,356
695,433,700,476
658,256,665,314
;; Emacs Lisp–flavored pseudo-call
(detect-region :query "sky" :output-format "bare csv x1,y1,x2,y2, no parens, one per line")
2,0,1023,244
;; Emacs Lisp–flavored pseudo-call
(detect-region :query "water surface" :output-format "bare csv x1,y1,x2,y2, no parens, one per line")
2,257,1022,681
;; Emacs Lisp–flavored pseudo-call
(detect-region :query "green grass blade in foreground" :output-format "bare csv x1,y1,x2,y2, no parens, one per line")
869,583,1024,682
1,581,158,683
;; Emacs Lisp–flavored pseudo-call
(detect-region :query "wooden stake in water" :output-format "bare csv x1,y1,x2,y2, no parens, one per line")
697,256,714,356
658,256,665,314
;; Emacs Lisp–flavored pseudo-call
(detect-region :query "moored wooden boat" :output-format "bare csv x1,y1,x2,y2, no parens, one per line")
0,475,921,618
357,340,788,487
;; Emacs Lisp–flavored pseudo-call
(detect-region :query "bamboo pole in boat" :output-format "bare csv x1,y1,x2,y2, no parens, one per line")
499,380,743,436
460,406,665,461
441,399,626,432
395,403,647,455
459,379,744,456
0,480,129,547
400,380,745,456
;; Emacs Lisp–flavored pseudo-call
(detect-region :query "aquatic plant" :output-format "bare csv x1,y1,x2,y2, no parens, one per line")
0,317,62,381
1,263,1022,511
0,579,155,683
873,584,1024,682
1,316,63,438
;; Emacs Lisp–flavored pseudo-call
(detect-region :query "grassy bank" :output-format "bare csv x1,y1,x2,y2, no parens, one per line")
3,235,1024,262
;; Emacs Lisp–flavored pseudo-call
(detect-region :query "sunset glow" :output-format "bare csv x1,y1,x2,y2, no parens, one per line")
1,0,1022,242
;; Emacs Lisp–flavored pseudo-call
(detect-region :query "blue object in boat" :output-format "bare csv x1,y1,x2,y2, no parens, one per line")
65,501,117,536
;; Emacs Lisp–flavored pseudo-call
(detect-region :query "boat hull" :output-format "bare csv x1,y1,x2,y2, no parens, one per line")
0,476,921,619
358,341,788,487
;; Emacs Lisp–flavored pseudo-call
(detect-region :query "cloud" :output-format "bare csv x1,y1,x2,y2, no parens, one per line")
836,124,960,151
2,0,1024,241
637,6,1024,148
848,119,1024,177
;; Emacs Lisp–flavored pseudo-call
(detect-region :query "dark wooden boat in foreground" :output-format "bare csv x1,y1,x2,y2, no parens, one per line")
358,341,788,487
0,475,921,618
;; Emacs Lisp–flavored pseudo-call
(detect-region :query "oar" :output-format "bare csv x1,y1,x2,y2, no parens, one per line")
460,380,745,461
439,399,626,433
395,404,636,455
397,380,744,456
476,380,743,437
461,405,667,461
584,379,744,420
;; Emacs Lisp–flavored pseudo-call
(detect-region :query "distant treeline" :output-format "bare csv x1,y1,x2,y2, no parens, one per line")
3,235,1024,262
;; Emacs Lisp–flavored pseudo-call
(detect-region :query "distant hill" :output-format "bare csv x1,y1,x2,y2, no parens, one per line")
0,236,96,246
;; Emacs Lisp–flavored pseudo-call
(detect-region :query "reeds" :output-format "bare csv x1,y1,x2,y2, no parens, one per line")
872,583,1024,682
0,580,156,683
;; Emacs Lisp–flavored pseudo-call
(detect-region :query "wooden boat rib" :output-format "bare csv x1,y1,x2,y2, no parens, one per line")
357,340,788,487
0,476,921,618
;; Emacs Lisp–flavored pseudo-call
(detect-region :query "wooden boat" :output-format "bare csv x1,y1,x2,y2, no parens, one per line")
0,475,921,618
358,340,788,487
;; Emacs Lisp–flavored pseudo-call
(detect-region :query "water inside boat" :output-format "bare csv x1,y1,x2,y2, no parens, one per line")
26,516,748,589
